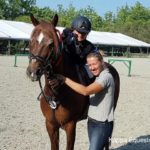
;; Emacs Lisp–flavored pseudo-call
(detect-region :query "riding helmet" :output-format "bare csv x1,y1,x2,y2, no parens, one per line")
71,16,91,34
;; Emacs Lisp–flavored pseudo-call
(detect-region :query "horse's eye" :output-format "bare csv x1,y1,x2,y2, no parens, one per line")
49,42,54,48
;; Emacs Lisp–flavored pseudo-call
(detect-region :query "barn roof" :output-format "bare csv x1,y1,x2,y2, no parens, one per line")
0,20,150,47
0,20,33,40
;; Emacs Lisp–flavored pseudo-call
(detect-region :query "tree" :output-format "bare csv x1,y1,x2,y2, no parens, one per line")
127,2,150,22
0,0,6,19
102,11,116,31
79,6,103,31
113,2,150,43
31,6,55,21
116,4,130,24
56,4,77,27
2,0,36,20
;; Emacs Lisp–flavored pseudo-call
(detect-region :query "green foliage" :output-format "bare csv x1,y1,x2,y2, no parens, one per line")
56,4,77,27
79,6,103,31
0,0,36,20
114,2,150,43
0,0,6,19
10,40,28,54
15,15,31,23
116,4,130,24
127,2,150,22
102,11,116,31
31,6,55,22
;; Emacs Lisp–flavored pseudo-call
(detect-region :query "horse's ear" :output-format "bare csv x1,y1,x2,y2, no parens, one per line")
51,14,58,27
30,13,39,26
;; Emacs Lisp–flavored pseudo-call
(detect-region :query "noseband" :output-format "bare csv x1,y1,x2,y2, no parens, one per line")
29,52,54,78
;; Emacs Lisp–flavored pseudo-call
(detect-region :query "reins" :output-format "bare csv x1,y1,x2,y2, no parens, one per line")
38,77,59,109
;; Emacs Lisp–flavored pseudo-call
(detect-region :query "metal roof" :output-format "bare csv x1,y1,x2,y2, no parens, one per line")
0,20,150,47
0,20,34,40
88,31,150,47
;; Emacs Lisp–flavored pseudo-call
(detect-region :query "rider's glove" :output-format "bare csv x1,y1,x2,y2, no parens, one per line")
48,74,65,95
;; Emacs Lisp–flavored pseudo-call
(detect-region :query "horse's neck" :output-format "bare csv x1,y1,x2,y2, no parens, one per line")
63,53,82,82
54,52,80,81
43,51,82,84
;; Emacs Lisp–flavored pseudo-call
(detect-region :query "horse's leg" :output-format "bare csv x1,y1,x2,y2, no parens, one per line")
64,121,76,150
45,119,59,150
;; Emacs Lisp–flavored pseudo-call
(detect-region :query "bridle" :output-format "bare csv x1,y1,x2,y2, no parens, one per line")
29,28,62,76
29,28,63,109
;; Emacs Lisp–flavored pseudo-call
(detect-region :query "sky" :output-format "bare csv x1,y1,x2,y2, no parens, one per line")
36,0,150,17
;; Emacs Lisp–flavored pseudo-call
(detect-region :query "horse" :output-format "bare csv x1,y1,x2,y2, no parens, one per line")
26,14,120,150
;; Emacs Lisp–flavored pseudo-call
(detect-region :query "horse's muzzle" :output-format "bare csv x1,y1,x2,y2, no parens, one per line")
26,67,41,81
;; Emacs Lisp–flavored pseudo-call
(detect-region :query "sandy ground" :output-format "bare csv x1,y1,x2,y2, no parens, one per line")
0,55,150,150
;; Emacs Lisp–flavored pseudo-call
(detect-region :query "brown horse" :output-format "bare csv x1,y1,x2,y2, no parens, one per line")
26,14,120,150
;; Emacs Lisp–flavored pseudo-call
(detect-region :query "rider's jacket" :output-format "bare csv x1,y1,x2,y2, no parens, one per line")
62,28,95,65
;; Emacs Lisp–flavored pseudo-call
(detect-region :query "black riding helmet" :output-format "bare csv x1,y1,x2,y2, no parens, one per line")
71,16,91,34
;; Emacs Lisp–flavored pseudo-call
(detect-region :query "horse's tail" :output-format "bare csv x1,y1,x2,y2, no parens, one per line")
104,62,120,110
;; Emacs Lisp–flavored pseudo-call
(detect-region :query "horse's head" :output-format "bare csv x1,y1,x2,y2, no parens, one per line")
26,14,60,81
